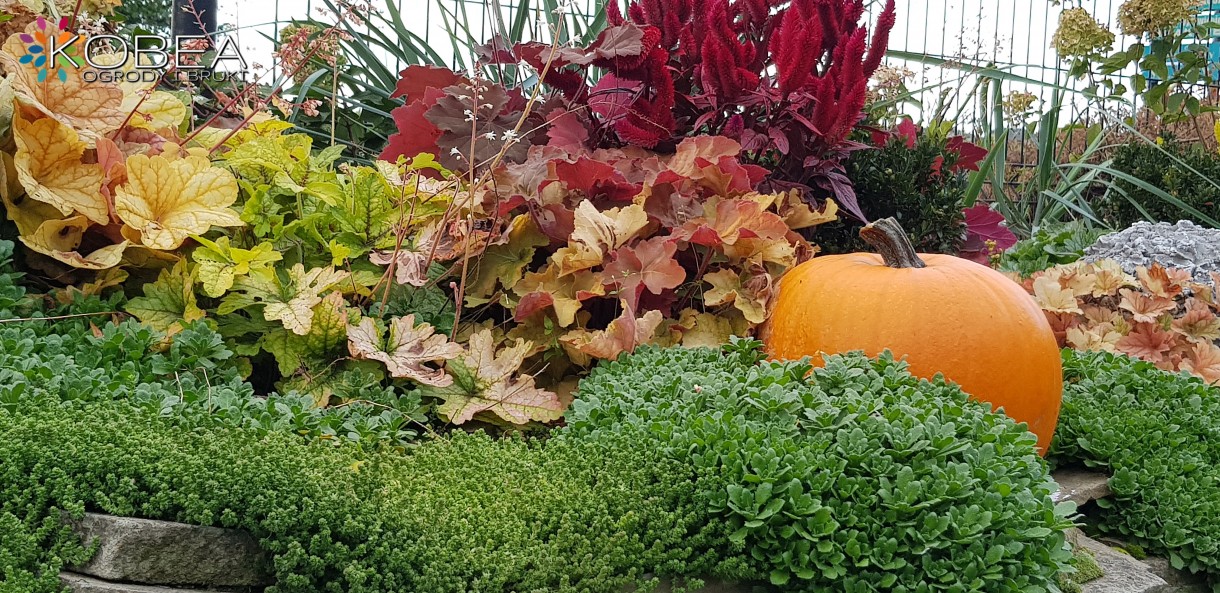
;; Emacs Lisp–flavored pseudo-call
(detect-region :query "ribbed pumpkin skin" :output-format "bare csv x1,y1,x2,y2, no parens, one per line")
764,253,1063,454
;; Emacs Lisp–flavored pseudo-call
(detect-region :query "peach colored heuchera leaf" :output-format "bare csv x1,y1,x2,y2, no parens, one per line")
1137,265,1190,299
1032,276,1082,314
602,236,685,310
1181,343,1220,385
426,330,563,425
12,114,107,224
115,149,243,250
1024,259,1220,384
560,305,664,363
1116,322,1177,364
1118,288,1177,324
347,314,463,387
552,200,649,275
1172,298,1220,344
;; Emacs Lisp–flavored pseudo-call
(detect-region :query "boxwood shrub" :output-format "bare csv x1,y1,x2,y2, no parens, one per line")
1097,138,1220,228
1052,349,1220,584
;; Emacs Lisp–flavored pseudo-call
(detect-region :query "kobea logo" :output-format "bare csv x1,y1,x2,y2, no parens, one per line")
18,17,79,82
17,17,247,84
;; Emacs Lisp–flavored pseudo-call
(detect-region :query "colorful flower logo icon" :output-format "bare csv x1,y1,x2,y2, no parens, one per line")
18,17,79,83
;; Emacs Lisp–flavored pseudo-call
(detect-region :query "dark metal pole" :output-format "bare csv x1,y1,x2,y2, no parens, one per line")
171,0,218,42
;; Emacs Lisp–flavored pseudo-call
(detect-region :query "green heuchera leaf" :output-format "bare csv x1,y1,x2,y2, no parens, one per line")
329,166,399,256
221,264,349,335
191,236,283,298
261,291,350,377
125,260,204,332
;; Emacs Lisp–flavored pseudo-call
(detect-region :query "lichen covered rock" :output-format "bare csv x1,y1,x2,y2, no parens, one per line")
1083,220,1220,287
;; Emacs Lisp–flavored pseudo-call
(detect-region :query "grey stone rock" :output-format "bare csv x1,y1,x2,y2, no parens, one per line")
1053,470,1113,507
1143,556,1208,588
1078,533,1168,593
59,572,222,593
1083,221,1220,289
67,513,270,587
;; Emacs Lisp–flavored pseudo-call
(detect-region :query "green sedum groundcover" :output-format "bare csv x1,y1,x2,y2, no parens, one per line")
0,242,1074,593
1053,349,1220,586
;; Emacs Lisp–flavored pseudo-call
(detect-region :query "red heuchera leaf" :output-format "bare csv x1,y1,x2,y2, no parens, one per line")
391,65,468,102
545,157,642,202
946,136,988,173
959,204,1017,264
894,118,918,149
588,22,650,65
544,108,591,151
602,236,686,309
380,87,445,165
426,83,530,169
588,74,643,124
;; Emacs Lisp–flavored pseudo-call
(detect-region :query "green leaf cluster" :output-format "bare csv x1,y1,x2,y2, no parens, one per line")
997,221,1108,276
563,339,1075,590
0,315,425,450
1052,349,1220,584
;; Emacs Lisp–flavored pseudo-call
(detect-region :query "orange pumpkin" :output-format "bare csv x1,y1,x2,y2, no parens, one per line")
763,217,1063,454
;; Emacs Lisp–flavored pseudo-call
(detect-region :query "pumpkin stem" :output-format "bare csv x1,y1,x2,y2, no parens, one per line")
859,217,927,269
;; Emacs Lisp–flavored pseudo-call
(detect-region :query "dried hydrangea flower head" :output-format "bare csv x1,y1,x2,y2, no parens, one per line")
1117,0,1198,37
1051,7,1116,58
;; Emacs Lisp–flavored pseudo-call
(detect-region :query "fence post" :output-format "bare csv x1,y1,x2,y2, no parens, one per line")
171,0,218,41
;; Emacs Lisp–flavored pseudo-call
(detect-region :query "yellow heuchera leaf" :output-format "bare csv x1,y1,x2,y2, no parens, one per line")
128,91,189,131
86,51,189,132
672,308,736,348
115,149,243,250
513,264,604,328
0,29,125,143
19,215,128,269
12,114,107,224
466,214,549,303
1,153,65,236
701,267,773,324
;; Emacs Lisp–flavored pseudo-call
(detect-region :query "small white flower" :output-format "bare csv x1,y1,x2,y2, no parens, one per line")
484,131,497,140
449,147,462,156
503,129,518,141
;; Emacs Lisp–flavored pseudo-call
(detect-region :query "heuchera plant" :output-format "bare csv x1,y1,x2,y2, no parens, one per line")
1021,260,1220,384
373,136,837,379
381,0,898,221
